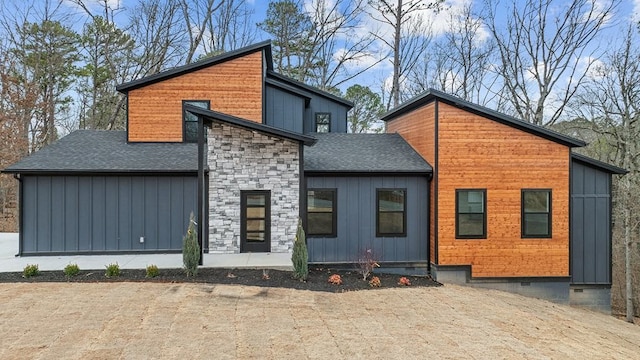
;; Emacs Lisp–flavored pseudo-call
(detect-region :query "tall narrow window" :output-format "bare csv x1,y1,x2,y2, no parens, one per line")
456,189,487,239
307,189,337,237
377,189,406,237
183,100,210,142
315,113,331,133
522,189,552,238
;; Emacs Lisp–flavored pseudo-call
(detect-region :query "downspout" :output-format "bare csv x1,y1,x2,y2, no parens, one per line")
13,174,22,257
197,115,205,265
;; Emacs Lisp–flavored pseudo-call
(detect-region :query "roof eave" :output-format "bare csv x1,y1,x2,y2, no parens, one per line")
571,153,628,174
266,71,354,109
185,105,317,146
381,89,586,148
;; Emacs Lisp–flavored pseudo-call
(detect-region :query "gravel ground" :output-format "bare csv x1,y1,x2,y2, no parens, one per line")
1,282,639,359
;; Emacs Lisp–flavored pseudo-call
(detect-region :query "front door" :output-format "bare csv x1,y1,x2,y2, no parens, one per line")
240,190,271,253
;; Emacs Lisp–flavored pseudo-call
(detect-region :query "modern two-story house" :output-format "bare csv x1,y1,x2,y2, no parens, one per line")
3,41,625,311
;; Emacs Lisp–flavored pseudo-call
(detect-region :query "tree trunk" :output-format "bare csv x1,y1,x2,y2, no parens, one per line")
392,0,402,109
625,195,634,323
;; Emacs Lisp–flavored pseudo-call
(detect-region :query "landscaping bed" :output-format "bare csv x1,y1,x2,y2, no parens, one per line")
0,266,440,292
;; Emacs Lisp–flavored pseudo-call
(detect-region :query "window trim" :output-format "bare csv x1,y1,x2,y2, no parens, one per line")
455,189,487,239
376,188,407,237
521,189,552,239
306,188,337,238
182,100,211,143
315,112,331,133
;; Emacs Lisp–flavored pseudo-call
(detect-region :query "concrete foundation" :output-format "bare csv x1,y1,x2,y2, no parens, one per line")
569,285,611,314
431,264,570,303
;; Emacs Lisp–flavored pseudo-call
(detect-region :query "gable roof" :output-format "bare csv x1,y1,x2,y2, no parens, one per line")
185,105,317,146
381,89,586,148
116,41,273,93
2,130,197,174
304,133,432,174
571,153,628,174
266,71,354,109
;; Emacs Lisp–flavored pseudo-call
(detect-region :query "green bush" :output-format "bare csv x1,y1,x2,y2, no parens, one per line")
23,264,39,278
105,263,120,278
291,218,308,280
146,264,160,278
183,212,200,277
63,263,80,277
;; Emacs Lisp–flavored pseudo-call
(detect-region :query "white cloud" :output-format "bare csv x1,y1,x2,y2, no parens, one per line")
633,0,640,22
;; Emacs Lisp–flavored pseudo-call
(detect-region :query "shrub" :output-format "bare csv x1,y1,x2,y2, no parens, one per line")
146,265,160,278
328,274,342,285
291,218,308,280
23,264,39,278
356,248,379,280
183,212,200,277
369,276,381,288
105,263,120,278
63,263,80,277
398,276,411,286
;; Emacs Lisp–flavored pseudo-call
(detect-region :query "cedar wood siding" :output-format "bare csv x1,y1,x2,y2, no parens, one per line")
436,102,569,277
387,101,570,277
386,103,436,263
127,51,263,142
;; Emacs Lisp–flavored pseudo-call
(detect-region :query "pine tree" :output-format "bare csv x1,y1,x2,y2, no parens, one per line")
183,212,200,276
291,218,308,280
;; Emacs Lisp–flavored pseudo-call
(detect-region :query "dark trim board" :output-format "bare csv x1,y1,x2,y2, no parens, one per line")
434,99,439,264
432,264,571,282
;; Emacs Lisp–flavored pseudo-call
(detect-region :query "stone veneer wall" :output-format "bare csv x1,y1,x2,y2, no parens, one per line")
208,122,300,253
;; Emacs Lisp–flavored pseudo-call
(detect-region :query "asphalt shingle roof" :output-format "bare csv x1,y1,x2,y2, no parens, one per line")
3,130,197,173
304,133,432,174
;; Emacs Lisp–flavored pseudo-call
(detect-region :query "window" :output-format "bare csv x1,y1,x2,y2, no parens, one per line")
377,189,406,237
522,189,552,238
315,113,331,133
183,100,210,142
456,189,487,239
307,189,337,237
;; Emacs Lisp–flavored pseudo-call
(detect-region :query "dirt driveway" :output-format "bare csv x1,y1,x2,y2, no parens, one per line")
0,283,639,359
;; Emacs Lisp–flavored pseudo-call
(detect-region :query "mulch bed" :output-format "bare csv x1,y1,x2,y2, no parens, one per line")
0,267,441,292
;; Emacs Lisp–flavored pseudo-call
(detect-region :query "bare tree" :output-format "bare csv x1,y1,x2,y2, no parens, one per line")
571,25,640,322
368,0,443,109
408,3,498,106
484,0,616,126
301,0,381,90
179,0,222,64
206,0,257,54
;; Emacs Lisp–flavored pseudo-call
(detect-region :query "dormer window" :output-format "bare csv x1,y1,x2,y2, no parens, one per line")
183,100,210,142
315,113,331,133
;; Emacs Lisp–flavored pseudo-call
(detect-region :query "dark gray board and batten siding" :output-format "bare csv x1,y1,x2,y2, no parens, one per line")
21,175,197,254
306,175,429,264
264,82,349,134
265,84,306,133
570,161,612,284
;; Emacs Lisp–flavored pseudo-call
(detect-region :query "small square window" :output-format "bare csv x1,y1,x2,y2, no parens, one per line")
183,100,210,142
315,113,331,133
456,189,487,239
522,189,552,238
